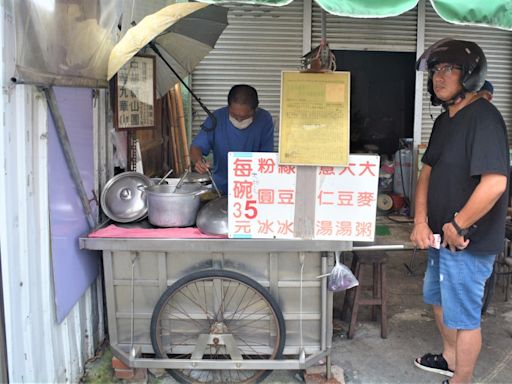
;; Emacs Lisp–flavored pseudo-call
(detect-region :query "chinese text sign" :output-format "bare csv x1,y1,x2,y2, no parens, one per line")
228,153,379,241
115,55,155,129
279,71,350,166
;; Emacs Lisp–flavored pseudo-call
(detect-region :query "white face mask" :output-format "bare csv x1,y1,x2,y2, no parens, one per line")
229,115,253,130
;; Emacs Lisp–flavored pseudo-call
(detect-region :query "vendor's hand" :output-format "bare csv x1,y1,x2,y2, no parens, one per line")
442,221,469,252
194,158,210,174
410,222,434,249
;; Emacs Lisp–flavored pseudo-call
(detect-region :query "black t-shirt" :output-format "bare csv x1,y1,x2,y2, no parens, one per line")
422,98,509,254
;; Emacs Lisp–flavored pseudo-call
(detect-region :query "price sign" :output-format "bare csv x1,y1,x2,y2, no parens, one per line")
228,153,379,241
314,155,379,241
228,152,296,239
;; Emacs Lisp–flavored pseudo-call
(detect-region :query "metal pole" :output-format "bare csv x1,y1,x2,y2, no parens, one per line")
43,87,96,229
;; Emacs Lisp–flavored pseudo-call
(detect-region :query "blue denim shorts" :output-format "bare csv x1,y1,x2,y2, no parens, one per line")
423,246,495,330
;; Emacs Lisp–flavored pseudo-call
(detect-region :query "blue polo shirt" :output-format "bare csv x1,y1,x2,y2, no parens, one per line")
192,106,274,194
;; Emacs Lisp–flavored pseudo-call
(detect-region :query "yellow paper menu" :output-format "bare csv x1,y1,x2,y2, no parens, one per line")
279,71,350,166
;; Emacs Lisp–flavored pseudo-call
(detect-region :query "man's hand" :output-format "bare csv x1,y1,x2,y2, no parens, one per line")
194,158,211,174
442,221,469,252
410,222,434,249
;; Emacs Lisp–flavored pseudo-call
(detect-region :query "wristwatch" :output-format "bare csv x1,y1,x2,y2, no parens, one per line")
450,217,470,237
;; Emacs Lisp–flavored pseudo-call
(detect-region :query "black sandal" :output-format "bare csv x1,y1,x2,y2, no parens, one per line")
414,352,454,377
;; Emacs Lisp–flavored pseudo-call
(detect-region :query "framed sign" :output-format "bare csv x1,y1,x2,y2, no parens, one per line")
113,55,156,130
279,71,350,166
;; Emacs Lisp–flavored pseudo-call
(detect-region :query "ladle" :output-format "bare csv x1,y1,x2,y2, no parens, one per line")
206,167,222,197
173,168,190,192
157,169,173,185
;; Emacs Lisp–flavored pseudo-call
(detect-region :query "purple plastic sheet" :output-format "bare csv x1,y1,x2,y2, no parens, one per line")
48,87,99,323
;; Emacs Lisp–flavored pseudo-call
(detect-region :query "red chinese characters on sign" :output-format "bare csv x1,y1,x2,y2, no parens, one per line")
277,220,294,235
258,158,275,174
258,189,275,204
234,220,251,234
278,165,296,174
314,220,373,237
278,189,295,204
316,220,333,236
319,166,335,176
317,190,335,205
233,180,254,199
355,221,373,237
317,190,375,207
335,221,352,236
233,158,253,177
337,191,354,206
258,219,274,234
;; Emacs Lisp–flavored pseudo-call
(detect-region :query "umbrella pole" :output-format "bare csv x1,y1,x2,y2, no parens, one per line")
148,41,217,131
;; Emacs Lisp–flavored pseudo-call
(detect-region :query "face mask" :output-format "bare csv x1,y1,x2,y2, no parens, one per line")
229,115,253,130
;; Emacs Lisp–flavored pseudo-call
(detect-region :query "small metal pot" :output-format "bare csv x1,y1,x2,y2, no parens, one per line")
143,184,208,227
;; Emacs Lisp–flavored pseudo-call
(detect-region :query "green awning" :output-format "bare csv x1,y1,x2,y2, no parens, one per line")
200,0,512,30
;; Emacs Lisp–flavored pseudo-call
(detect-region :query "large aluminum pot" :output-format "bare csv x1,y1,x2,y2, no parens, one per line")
143,184,207,227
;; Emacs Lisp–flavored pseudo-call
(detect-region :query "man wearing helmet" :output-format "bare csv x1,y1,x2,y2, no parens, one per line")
411,39,509,384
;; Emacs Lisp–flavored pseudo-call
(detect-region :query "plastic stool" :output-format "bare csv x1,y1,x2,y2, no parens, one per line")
345,251,388,339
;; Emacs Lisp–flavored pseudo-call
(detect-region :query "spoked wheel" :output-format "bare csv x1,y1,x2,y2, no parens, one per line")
150,269,286,383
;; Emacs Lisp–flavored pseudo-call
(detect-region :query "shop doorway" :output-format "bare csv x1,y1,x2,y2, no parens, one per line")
334,50,416,159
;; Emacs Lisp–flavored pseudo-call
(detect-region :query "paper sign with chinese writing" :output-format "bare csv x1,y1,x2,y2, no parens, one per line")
114,55,155,130
314,154,380,241
279,71,350,166
228,152,297,239
228,153,379,241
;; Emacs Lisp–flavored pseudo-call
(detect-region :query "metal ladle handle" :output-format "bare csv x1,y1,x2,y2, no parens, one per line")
202,158,221,197
157,169,173,185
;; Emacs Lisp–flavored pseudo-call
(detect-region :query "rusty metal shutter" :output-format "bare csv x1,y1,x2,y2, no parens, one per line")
420,2,512,144
191,2,305,150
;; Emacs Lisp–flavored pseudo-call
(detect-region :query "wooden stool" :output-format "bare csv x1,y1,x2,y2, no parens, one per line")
343,251,388,339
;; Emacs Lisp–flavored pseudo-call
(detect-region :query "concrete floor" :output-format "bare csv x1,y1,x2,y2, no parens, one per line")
84,249,512,384
263,249,512,384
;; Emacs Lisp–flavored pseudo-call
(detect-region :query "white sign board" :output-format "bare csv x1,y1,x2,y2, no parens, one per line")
228,153,379,241
228,152,297,238
314,156,379,241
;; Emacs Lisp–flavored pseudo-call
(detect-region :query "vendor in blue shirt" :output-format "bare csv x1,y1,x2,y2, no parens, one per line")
190,84,275,194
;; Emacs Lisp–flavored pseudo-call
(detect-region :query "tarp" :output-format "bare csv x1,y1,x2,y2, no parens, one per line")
9,0,512,89
200,0,512,30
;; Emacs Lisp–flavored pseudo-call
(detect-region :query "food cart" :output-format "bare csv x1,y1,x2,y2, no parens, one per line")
80,233,350,382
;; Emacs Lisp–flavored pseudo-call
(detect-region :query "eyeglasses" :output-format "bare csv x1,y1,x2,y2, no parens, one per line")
430,64,462,76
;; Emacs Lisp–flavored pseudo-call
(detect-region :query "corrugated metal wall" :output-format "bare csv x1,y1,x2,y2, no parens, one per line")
0,83,105,383
312,3,418,52
420,2,512,144
1,5,105,381
191,2,305,150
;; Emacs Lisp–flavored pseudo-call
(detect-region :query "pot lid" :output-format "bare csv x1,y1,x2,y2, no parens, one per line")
196,196,228,236
101,172,153,223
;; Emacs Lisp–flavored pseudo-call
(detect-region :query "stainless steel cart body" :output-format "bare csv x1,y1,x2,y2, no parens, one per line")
79,237,351,373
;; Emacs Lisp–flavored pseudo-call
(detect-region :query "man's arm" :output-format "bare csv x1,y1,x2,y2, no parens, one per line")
442,173,507,249
190,145,210,174
410,164,434,249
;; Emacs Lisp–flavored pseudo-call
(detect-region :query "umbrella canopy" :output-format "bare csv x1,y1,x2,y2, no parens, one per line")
199,0,512,30
108,2,228,97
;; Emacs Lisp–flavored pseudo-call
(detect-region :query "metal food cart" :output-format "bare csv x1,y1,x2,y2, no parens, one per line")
80,234,351,382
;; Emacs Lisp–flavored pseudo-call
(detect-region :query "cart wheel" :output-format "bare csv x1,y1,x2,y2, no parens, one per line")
150,269,286,383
